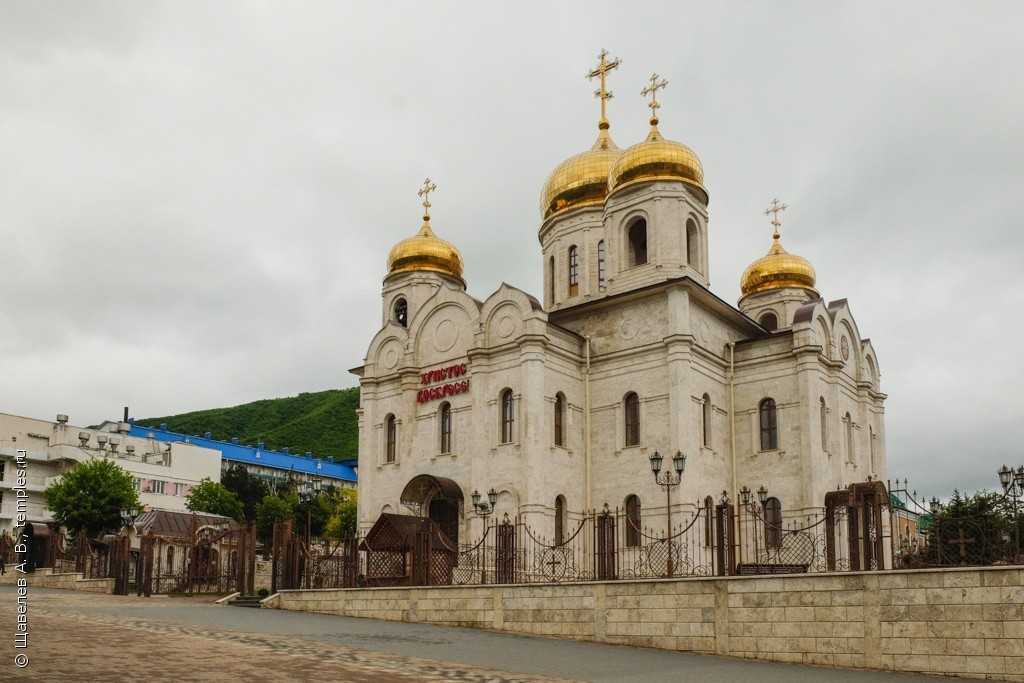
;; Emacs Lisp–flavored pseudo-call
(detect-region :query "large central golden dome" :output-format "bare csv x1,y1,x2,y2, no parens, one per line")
387,219,464,284
608,118,706,201
540,127,621,220
740,235,817,298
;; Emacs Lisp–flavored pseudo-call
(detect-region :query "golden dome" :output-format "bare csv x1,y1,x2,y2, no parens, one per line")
740,235,817,298
540,127,621,219
607,119,707,201
387,219,464,283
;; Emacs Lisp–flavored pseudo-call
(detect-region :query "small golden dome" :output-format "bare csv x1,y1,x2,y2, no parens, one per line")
740,235,817,298
387,220,464,283
608,120,707,200
540,128,621,219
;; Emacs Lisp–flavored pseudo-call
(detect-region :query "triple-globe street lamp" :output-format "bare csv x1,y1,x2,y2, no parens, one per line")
998,464,1024,558
648,450,686,576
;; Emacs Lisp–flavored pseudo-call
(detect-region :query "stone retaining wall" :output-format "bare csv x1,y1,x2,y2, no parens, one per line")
0,570,115,594
274,566,1024,680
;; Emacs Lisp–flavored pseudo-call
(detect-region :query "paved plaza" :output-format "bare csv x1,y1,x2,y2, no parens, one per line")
0,586,948,682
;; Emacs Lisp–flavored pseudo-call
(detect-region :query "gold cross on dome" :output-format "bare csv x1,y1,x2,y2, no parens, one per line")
765,198,788,239
587,49,621,129
641,73,668,124
417,178,437,219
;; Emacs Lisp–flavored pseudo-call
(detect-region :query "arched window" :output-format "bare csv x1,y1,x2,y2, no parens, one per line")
548,255,555,304
554,495,566,545
759,398,778,451
844,412,854,463
385,414,397,463
439,402,452,454
820,397,828,452
393,297,408,327
686,219,699,269
764,497,783,548
554,393,565,447
702,393,711,448
623,392,640,447
597,240,607,291
628,219,647,266
167,545,175,570
500,389,515,444
625,494,641,547
759,311,778,331
568,246,579,297
703,496,714,547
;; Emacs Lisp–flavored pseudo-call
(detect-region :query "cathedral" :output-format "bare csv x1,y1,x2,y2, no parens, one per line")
352,54,887,545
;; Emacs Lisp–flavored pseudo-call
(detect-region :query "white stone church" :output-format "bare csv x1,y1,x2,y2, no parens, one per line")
352,57,886,545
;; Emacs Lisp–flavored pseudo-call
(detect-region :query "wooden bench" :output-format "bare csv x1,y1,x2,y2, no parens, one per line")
736,563,809,575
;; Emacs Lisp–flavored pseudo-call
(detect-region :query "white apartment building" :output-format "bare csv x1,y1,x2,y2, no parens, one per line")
0,412,222,535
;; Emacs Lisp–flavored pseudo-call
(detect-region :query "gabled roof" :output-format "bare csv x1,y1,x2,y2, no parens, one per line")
359,513,455,552
135,508,236,539
127,424,357,483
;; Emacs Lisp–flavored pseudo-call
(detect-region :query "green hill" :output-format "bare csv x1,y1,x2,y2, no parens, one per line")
135,388,359,459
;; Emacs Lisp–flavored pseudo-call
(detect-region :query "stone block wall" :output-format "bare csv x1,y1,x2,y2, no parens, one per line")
0,570,114,594
275,566,1024,680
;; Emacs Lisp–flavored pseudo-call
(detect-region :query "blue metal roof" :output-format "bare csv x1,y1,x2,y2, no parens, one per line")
127,425,357,483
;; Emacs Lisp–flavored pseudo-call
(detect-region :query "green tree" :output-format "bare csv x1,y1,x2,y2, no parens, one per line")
186,479,244,521
44,459,140,537
323,487,358,540
255,491,298,543
221,465,270,522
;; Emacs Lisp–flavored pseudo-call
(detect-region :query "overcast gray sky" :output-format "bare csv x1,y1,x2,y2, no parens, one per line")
2,2,1021,498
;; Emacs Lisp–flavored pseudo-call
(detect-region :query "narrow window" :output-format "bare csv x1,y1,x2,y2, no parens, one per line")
393,297,408,327
759,311,778,331
501,389,515,444
623,392,640,447
439,402,452,454
702,393,711,448
764,497,783,548
686,219,699,269
625,495,641,547
704,496,714,548
628,219,648,266
820,397,828,451
548,256,555,305
385,414,397,463
554,393,565,447
554,495,566,545
568,246,579,297
597,240,607,290
845,412,854,463
167,545,174,570
759,398,778,451
869,425,876,473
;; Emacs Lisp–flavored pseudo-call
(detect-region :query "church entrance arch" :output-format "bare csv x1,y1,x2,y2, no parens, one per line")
400,475,464,547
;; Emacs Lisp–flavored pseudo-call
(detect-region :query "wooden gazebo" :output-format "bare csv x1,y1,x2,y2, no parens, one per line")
359,514,456,587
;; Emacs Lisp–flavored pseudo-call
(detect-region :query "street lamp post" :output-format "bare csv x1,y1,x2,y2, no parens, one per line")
998,465,1024,560
471,488,499,583
649,450,686,576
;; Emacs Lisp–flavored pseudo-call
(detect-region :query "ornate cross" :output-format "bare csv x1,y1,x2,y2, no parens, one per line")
642,73,669,124
417,178,437,220
587,49,621,129
546,552,563,574
951,525,975,564
765,198,788,239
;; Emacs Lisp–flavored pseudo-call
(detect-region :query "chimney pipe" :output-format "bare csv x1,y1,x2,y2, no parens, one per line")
123,406,129,422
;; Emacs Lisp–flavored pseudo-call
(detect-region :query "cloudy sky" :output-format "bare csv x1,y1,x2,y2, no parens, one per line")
2,2,1021,497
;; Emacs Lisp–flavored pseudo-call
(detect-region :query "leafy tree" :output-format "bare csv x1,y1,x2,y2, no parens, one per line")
904,489,1023,567
221,465,270,522
255,491,298,543
44,459,140,537
323,487,358,540
186,479,244,521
